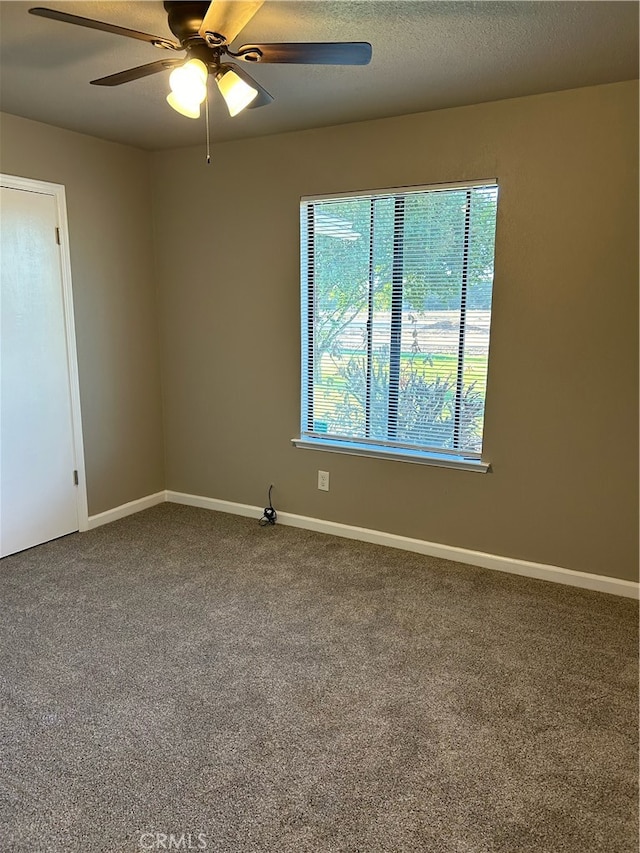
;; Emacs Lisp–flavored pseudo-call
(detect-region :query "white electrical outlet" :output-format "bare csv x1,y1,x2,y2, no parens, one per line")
318,470,330,491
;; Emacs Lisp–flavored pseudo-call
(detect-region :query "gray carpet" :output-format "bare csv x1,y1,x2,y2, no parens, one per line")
0,503,637,853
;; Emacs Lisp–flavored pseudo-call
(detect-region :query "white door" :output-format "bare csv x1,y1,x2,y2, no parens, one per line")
1,182,82,556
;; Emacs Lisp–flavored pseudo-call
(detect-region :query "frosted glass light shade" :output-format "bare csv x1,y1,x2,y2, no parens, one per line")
167,59,208,119
216,68,258,117
166,92,201,119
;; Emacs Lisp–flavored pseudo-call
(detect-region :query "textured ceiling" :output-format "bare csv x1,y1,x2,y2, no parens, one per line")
0,1,637,151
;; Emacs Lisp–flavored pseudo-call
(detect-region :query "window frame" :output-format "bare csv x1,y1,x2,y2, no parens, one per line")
294,179,498,473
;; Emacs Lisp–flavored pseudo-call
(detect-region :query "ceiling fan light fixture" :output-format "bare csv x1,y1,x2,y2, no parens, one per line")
166,58,208,118
215,66,258,117
29,3,374,133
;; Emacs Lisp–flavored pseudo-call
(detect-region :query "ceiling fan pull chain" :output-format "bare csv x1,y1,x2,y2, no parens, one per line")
205,85,211,165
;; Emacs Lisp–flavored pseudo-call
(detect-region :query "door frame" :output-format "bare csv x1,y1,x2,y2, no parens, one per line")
1,173,88,533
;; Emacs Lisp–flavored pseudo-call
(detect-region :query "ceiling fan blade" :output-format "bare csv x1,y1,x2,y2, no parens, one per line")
28,7,181,50
91,59,184,87
198,0,264,46
236,42,372,65
226,63,273,109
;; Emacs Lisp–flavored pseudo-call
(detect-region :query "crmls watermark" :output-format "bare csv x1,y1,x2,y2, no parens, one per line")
138,831,207,850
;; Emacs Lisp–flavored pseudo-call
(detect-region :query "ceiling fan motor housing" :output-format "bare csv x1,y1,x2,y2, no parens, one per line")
164,1,211,45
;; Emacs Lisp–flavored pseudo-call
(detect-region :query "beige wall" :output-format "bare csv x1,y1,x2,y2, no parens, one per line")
2,83,636,581
152,81,638,582
0,113,165,515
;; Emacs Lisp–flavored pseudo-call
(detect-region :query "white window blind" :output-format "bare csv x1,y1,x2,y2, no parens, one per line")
299,181,499,463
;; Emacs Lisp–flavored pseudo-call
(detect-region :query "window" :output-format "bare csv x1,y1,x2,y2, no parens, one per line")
294,180,499,471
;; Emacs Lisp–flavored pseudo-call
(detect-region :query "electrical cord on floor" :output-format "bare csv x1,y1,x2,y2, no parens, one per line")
259,484,277,526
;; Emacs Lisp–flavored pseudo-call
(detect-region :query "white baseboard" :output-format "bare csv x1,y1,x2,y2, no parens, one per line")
166,490,639,600
88,490,638,599
165,490,259,519
87,491,166,530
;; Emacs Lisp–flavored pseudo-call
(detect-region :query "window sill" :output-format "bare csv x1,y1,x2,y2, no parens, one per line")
291,437,491,473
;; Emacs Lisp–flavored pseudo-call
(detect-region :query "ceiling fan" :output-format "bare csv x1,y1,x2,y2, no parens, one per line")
29,1,372,120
